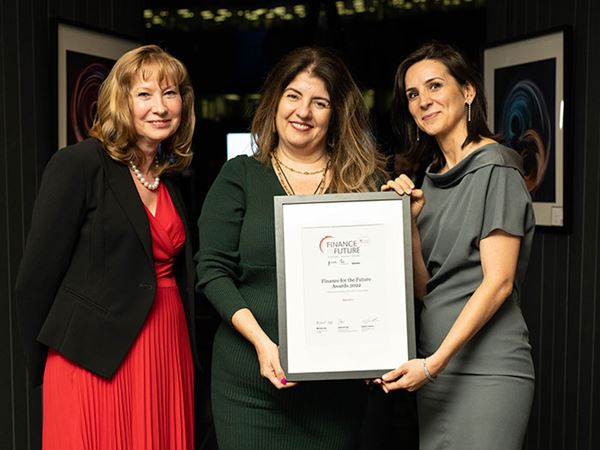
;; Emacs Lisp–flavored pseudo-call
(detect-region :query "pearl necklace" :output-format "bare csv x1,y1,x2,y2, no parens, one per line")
129,158,160,191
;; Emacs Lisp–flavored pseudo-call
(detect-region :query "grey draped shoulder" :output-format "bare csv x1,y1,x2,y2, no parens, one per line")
416,144,535,450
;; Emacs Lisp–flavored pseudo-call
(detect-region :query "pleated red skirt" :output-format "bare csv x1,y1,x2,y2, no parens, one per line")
42,184,194,450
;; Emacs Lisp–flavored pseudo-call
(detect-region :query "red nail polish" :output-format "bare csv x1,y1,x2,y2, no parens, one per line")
281,377,287,385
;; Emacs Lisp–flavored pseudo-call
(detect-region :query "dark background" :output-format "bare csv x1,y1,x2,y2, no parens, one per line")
2,1,600,449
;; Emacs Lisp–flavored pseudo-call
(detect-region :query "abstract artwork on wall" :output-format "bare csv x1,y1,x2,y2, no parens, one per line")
57,21,139,149
484,29,567,228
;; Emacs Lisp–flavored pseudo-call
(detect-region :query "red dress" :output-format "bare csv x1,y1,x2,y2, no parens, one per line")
42,183,194,450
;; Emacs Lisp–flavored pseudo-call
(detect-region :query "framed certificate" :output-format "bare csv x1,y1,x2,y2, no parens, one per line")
275,192,416,381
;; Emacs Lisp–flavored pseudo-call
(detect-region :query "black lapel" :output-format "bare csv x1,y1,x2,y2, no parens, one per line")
98,148,154,264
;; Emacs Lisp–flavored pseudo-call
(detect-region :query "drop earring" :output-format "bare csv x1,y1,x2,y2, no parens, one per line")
416,125,420,142
467,102,472,122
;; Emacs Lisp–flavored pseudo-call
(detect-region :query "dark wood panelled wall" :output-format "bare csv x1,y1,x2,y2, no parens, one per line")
0,1,143,449
487,1,600,450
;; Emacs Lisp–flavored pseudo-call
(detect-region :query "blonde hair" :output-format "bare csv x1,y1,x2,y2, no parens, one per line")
251,47,387,192
89,45,194,175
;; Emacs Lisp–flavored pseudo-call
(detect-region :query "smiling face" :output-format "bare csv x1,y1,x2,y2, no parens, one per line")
404,59,474,143
275,70,332,156
129,64,182,153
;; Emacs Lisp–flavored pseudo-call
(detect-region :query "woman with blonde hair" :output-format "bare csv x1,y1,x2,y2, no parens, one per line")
196,46,386,450
16,44,197,450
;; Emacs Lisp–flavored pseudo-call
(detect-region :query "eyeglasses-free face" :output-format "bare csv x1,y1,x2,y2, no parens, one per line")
404,59,474,143
129,64,183,153
275,70,332,156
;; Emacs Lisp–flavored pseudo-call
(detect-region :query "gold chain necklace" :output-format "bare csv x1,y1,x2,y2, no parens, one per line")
272,152,327,175
271,154,330,196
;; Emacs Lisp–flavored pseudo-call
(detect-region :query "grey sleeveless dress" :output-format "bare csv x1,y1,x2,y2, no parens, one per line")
416,144,535,450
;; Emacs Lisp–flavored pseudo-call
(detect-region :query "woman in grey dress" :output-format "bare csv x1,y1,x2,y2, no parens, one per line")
379,42,535,449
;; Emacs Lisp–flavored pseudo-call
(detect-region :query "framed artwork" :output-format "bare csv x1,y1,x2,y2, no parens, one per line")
275,192,416,381
484,28,568,228
57,21,139,149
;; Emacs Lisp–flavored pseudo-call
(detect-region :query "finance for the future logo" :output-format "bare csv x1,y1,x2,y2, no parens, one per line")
318,235,370,264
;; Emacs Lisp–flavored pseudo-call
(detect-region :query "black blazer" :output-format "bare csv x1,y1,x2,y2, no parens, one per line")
15,138,198,387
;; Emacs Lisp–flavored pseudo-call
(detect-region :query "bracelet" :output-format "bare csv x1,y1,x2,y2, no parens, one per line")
422,358,436,383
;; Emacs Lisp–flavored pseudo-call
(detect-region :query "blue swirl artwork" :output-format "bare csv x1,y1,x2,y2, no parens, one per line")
494,58,556,202
66,50,115,145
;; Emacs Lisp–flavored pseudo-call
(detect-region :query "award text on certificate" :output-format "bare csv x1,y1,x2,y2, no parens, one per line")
302,224,387,347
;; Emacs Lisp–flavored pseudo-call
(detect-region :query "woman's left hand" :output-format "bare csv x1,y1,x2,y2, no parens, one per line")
375,358,431,393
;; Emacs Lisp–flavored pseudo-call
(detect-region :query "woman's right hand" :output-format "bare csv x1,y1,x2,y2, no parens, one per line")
232,308,298,390
254,337,298,389
381,174,426,221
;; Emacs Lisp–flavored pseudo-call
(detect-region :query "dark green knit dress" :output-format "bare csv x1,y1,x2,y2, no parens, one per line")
196,156,367,450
